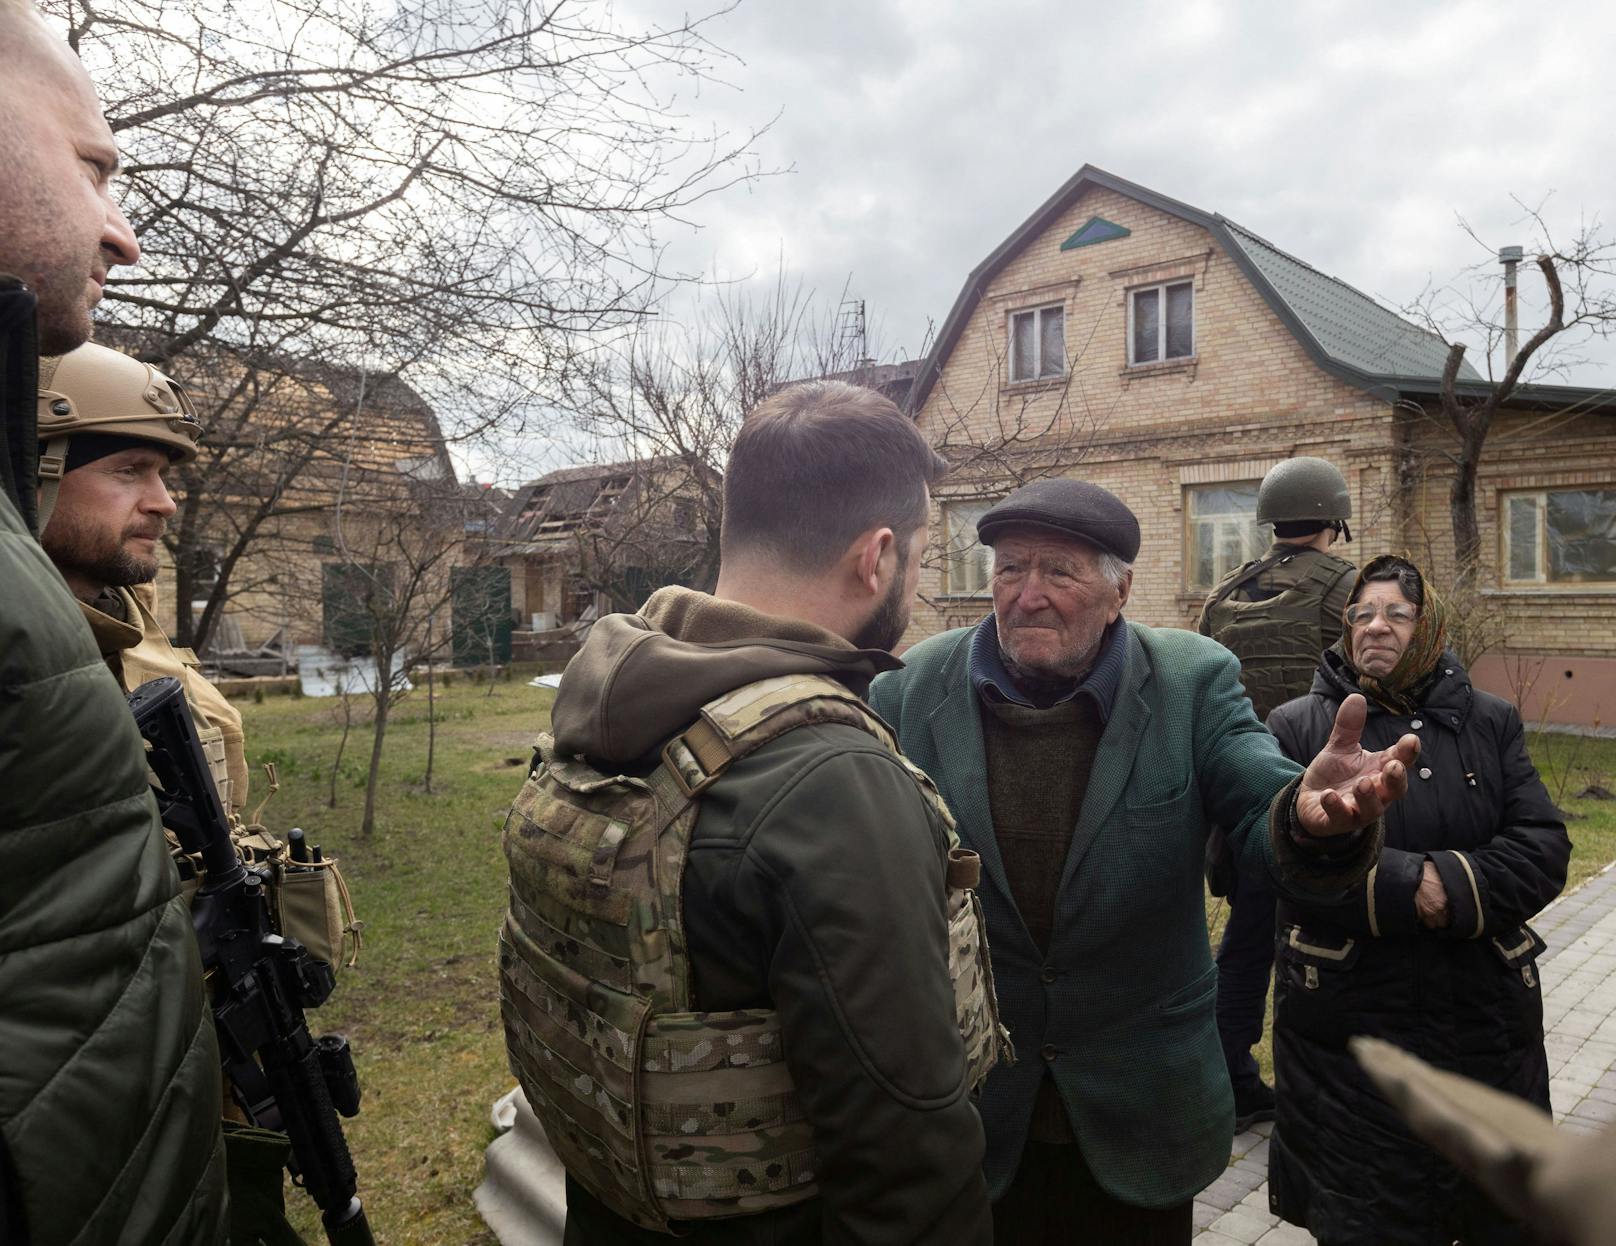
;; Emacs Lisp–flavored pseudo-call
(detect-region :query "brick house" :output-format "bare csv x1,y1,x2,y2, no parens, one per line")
491,456,713,658
904,166,1616,726
126,349,463,658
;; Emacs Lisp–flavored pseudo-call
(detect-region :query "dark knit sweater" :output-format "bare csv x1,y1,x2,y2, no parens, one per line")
975,619,1119,1147
980,697,1098,953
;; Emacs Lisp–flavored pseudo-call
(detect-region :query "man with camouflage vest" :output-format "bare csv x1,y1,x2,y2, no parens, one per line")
501,380,1000,1244
37,339,360,1245
1198,455,1356,1131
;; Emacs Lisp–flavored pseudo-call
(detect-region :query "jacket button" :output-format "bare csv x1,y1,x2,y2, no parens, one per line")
1040,965,1057,984
1410,718,1423,729
1041,1043,1058,1062
1419,767,1433,780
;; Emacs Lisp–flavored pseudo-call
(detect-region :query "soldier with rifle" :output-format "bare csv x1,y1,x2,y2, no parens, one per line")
38,339,364,1244
1198,456,1357,1131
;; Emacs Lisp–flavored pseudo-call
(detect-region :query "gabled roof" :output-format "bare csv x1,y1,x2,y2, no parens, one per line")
908,165,1490,414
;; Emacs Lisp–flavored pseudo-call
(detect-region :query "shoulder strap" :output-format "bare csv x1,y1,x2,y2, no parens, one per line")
1204,551,1292,616
659,673,892,801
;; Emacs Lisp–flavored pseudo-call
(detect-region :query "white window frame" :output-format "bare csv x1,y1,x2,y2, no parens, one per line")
1127,279,1195,366
940,499,998,597
1184,482,1270,591
1007,304,1066,382
1500,487,1616,587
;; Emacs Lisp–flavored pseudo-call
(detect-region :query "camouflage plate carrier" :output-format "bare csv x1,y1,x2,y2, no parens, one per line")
1201,549,1356,722
499,673,1009,1233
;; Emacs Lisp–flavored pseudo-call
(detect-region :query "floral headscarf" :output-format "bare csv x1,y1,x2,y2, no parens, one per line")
1343,555,1448,714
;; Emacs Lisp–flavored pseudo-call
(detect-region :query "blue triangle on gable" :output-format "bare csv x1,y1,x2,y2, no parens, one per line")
1060,216,1131,251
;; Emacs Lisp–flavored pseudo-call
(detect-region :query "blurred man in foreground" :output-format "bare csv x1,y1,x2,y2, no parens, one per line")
0,4,228,1241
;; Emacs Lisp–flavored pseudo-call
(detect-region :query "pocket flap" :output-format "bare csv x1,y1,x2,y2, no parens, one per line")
1280,924,1362,971
1491,923,1546,970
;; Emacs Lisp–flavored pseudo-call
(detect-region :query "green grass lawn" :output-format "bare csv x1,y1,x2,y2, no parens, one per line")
239,679,1616,1243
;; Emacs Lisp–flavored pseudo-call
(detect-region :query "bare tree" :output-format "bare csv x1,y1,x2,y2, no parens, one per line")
45,0,766,649
554,272,868,598
1405,207,1616,593
313,457,480,835
912,300,1118,632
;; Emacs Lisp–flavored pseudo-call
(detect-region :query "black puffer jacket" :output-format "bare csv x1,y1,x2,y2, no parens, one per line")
1265,648,1569,1246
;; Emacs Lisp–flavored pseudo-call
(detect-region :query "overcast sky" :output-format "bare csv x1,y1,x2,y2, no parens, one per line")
629,0,1616,382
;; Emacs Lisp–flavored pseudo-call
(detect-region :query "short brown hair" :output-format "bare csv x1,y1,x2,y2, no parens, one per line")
722,380,945,573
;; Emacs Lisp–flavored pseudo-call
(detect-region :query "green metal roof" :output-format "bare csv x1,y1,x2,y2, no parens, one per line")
1221,220,1482,384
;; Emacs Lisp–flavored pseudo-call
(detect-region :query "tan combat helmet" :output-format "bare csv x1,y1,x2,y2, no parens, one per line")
37,341,202,531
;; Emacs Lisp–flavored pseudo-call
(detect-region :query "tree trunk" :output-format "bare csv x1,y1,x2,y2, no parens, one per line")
328,683,353,808
1449,425,1484,592
361,654,394,836
424,612,436,795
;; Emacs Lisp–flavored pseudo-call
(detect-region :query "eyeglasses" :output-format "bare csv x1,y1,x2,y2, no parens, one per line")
1345,602,1417,628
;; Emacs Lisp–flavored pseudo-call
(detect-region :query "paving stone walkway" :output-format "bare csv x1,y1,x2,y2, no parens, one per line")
1193,864,1616,1245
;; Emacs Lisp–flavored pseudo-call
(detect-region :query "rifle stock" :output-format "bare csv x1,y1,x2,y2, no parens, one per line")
129,676,373,1246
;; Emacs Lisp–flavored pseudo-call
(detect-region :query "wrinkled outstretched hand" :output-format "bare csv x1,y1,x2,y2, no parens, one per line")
1296,693,1420,838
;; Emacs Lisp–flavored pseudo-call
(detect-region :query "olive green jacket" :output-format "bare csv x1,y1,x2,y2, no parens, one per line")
0,280,228,1245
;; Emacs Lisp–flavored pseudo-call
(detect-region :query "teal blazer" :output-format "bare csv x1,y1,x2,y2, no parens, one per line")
870,620,1369,1208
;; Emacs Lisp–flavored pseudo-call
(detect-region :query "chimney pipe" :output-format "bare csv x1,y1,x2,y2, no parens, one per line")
1500,245,1524,368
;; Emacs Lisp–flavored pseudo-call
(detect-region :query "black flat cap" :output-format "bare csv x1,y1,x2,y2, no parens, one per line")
977,478,1140,561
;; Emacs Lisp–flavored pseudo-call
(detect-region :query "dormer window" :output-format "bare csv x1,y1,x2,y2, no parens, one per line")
1009,305,1065,381
1128,280,1194,365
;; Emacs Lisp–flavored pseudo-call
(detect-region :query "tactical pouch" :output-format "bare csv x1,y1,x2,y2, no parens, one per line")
273,855,361,971
221,1121,307,1246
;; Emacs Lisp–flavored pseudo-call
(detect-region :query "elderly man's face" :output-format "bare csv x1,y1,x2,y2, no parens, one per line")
990,529,1131,682
0,12,140,353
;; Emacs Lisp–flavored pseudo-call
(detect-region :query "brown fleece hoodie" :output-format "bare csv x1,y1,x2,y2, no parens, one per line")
551,586,900,765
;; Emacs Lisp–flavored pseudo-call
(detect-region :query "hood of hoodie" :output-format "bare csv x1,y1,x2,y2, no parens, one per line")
550,585,903,765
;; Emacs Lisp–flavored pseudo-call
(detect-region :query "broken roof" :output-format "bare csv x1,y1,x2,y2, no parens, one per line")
496,455,693,547
908,165,1508,414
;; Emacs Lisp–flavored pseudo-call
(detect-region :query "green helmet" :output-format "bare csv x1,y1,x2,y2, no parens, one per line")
1256,456,1351,526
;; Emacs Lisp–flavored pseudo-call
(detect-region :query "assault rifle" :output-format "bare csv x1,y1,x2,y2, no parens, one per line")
128,676,373,1246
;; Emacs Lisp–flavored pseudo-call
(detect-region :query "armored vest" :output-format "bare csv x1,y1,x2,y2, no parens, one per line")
80,585,360,971
500,673,1007,1233
1201,549,1355,722
80,584,244,807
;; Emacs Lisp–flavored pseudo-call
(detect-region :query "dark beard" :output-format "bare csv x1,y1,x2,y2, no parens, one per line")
851,550,912,653
41,513,160,597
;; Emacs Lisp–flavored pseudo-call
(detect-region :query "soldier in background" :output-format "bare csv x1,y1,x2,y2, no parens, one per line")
0,2,231,1242
38,339,359,1245
1198,456,1356,1130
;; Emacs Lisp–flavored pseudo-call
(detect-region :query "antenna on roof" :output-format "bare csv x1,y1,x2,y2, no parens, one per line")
838,297,875,371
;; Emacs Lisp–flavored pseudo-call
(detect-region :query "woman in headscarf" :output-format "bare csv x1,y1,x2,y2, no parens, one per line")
1264,555,1571,1246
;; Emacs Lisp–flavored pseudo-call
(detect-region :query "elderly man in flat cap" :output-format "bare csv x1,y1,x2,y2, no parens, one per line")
869,479,1418,1244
